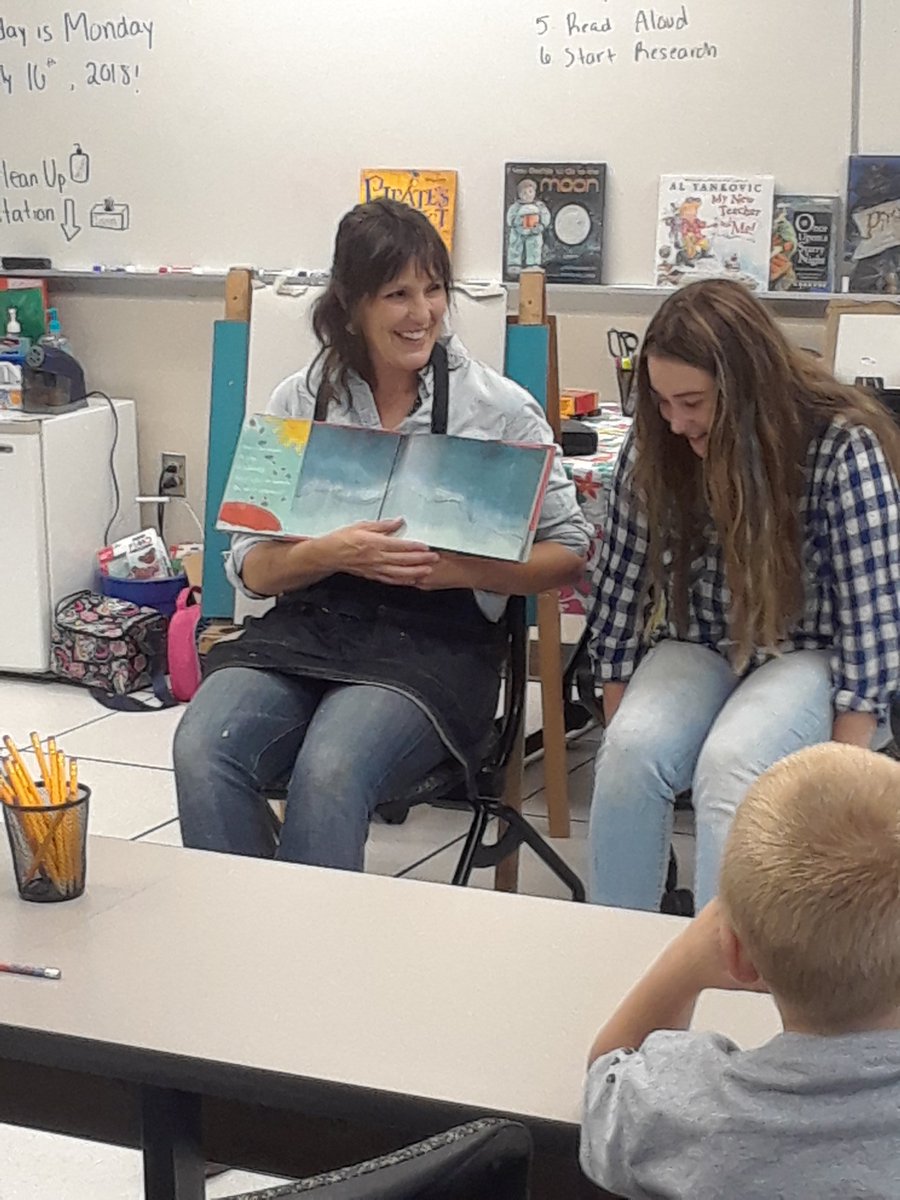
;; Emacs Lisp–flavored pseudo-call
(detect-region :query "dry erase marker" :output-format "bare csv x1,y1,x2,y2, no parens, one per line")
0,962,61,980
158,265,197,274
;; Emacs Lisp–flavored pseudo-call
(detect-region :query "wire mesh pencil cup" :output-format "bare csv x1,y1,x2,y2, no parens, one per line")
3,785,90,902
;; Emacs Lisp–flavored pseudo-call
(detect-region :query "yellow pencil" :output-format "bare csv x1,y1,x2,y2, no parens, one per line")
69,758,78,801
46,739,58,804
29,732,51,796
2,737,38,799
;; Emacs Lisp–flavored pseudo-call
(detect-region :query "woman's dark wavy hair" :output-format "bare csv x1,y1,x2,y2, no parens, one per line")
632,277,900,671
307,199,452,418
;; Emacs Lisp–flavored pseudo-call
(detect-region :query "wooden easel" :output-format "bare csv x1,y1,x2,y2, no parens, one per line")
495,270,571,892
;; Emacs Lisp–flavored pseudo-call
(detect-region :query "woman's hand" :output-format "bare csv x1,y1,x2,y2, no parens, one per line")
322,518,439,586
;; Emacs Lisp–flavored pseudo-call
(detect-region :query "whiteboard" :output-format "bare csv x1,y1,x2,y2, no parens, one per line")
246,286,508,413
859,0,900,152
0,1,855,284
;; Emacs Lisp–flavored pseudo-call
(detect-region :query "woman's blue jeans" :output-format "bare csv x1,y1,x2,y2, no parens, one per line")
589,641,838,911
174,667,446,871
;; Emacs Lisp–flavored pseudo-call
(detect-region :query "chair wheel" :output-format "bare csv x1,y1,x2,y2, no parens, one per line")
660,888,695,917
376,799,411,825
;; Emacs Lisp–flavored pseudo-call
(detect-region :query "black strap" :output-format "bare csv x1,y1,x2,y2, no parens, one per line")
429,341,449,435
89,666,178,712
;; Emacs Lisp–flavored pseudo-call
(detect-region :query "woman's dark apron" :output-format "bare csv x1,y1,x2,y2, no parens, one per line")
205,343,506,780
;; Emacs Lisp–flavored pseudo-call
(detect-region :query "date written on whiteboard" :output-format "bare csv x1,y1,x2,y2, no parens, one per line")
0,11,154,96
532,6,720,68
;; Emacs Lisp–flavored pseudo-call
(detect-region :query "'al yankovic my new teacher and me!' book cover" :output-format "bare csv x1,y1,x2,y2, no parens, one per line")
218,416,554,563
656,174,775,290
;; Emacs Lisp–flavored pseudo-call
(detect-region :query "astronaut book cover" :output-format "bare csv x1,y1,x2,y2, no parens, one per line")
655,174,774,290
503,162,606,285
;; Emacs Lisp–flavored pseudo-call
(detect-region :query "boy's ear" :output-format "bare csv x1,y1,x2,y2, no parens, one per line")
720,921,762,987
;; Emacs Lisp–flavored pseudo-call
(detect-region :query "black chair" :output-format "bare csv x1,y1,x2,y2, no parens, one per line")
267,595,585,902
219,1118,532,1200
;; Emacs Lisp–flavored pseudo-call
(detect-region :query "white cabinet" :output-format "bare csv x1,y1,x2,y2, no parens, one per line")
0,399,139,673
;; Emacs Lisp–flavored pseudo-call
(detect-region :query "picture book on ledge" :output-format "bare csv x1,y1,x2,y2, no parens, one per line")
770,195,840,293
845,156,900,294
503,162,607,285
359,169,458,254
217,416,555,563
655,173,775,290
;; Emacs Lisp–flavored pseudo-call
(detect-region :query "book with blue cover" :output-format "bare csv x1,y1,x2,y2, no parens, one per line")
845,155,900,293
217,415,554,562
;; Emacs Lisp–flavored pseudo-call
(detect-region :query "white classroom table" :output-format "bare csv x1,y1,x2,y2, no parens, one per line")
0,837,780,1198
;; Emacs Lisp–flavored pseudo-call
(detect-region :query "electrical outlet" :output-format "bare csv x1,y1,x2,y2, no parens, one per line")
160,452,187,498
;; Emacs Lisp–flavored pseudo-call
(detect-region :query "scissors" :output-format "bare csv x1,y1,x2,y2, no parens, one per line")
607,328,640,415
607,328,639,364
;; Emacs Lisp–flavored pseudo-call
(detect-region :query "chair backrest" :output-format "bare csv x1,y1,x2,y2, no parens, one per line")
220,1118,532,1199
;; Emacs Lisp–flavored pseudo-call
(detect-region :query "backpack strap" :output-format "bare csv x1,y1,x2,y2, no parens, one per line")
89,666,177,712
429,341,449,435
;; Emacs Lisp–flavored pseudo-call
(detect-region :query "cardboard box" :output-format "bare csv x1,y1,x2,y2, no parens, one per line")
181,550,203,588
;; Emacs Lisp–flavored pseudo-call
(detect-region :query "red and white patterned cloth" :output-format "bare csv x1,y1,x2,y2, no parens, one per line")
560,411,632,617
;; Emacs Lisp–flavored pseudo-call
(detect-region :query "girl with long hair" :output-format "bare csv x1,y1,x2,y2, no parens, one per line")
589,278,900,912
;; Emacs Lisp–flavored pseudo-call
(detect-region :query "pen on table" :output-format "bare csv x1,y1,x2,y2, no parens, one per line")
0,962,61,980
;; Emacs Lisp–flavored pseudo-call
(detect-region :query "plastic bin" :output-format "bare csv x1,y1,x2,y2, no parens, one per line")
101,574,187,618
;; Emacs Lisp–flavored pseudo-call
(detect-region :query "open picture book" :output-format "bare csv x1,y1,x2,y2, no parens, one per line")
217,416,555,562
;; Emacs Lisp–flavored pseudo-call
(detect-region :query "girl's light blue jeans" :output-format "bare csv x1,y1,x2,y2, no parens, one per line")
589,640,838,912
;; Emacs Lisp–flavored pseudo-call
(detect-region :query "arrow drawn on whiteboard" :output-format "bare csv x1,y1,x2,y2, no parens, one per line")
61,198,82,242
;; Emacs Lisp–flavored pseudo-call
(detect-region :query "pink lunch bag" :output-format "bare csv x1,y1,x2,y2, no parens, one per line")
167,586,203,703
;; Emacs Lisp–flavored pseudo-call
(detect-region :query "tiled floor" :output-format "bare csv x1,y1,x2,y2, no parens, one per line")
0,672,695,1197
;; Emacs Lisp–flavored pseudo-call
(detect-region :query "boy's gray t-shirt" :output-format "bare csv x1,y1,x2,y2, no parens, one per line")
581,1029,900,1199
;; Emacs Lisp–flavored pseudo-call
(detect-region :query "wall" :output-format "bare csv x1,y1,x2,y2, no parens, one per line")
50,286,219,546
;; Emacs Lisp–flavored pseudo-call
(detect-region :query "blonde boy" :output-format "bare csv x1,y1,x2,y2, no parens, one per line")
581,743,900,1199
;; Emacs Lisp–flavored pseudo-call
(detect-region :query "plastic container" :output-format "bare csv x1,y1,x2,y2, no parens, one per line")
101,573,187,618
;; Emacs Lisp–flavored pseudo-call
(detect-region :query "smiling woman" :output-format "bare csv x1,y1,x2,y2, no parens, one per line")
173,198,590,876
588,278,900,915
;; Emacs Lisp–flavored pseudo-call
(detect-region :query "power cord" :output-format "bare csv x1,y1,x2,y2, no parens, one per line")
155,466,168,540
84,391,121,544
136,494,204,542
158,461,187,542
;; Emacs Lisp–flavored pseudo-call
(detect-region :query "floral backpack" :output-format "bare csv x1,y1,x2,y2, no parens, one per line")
51,590,176,711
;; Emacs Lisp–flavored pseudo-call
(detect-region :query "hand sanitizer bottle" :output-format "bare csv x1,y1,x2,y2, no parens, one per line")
39,308,72,355
0,308,29,358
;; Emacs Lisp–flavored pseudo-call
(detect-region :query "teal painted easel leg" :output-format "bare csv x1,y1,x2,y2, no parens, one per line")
202,320,249,618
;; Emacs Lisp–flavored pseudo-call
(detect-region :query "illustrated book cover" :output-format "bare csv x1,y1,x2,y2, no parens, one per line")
770,195,840,292
217,416,554,563
655,174,775,290
845,156,900,294
503,162,606,285
359,169,458,253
